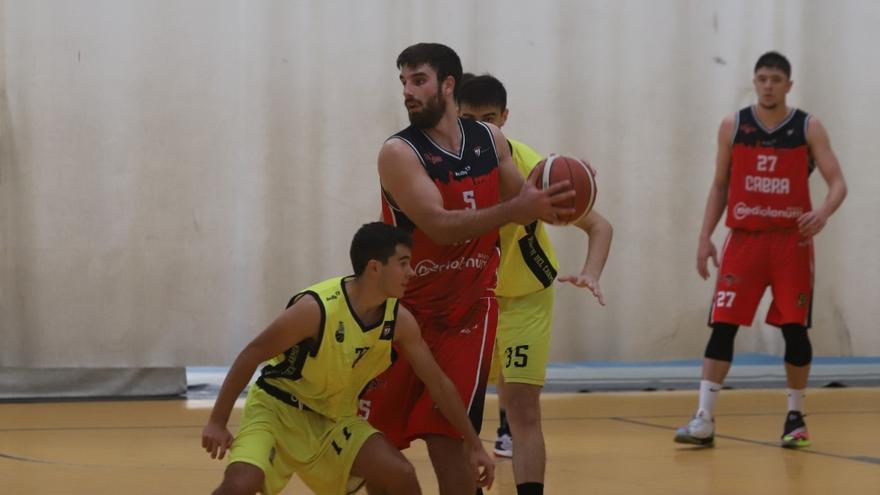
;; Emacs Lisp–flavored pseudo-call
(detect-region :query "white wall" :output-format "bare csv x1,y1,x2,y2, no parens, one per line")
1,0,877,367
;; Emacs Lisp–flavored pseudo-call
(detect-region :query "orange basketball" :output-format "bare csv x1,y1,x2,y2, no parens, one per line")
529,155,597,224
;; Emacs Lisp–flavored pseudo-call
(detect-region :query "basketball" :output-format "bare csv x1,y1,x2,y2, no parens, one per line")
529,154,597,224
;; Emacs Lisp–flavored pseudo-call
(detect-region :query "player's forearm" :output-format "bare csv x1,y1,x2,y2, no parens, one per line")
423,202,516,245
581,218,612,279
209,349,261,426
699,185,728,240
816,177,847,218
425,374,483,449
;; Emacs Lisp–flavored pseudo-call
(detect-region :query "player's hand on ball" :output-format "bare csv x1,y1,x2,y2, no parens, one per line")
202,421,234,460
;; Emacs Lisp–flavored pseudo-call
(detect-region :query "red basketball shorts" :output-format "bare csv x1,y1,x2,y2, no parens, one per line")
360,296,498,449
710,229,814,328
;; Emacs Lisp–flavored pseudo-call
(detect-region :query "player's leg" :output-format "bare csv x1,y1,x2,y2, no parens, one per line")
355,434,421,495
779,324,812,447
496,288,552,493
408,296,498,495
504,383,544,491
676,231,765,446
218,386,295,495
491,302,512,458
424,434,479,495
494,375,513,458
767,231,814,447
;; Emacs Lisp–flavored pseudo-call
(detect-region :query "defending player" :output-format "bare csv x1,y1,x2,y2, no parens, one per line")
201,222,494,495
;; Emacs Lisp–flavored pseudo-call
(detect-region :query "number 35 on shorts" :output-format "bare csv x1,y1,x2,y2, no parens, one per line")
715,291,736,308
504,345,529,368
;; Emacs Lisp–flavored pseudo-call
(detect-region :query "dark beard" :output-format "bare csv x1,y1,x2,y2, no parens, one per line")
408,92,446,129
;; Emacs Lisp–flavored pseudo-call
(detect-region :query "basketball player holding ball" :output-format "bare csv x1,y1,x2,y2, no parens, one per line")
458,73,612,495
360,43,575,495
674,52,847,448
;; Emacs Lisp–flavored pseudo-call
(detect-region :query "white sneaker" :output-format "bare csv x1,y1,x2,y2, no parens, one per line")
674,410,715,446
493,432,513,457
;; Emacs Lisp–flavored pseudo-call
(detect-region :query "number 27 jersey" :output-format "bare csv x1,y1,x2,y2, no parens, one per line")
727,106,813,231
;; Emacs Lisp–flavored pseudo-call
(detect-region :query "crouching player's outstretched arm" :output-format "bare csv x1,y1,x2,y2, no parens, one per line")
393,307,495,490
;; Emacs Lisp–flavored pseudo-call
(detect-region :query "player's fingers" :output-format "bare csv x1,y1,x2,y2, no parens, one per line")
544,180,572,195
710,251,719,268
548,191,577,206
578,158,597,177
797,213,813,229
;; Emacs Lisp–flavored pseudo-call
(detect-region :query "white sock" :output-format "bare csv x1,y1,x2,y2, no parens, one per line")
697,380,723,417
787,388,806,412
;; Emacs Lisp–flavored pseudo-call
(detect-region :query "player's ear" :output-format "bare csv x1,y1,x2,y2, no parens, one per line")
499,108,509,127
365,259,381,275
443,75,456,97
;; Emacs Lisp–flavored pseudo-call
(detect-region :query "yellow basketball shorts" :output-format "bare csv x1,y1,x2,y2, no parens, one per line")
490,286,553,386
228,385,378,495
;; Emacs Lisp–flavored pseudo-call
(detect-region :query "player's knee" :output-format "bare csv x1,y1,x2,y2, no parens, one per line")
782,324,812,366
213,462,263,495
505,393,541,428
704,323,739,362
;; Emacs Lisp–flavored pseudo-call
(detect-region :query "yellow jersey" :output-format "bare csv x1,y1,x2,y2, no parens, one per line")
259,276,397,419
496,139,559,298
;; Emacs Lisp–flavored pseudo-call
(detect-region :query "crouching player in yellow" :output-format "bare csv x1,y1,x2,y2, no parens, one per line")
459,74,613,495
201,222,494,495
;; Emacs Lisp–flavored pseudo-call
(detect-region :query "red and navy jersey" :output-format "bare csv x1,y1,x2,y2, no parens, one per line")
381,118,501,325
727,106,814,231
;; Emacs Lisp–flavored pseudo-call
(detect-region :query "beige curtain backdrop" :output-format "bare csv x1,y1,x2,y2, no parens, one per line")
1,0,877,367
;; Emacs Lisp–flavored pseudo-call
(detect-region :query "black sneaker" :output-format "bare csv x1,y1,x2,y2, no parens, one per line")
780,410,811,448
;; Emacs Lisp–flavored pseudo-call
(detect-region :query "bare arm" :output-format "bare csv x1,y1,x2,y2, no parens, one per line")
393,307,494,489
378,126,574,245
201,295,322,459
797,116,847,237
558,209,613,305
696,115,735,279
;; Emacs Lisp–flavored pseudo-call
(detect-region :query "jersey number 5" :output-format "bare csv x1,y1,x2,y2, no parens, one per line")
463,190,476,209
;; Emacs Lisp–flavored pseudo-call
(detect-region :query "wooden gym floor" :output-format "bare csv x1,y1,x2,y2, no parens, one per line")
1,388,878,494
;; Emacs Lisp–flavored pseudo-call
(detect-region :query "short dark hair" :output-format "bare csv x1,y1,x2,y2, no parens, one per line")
397,43,462,90
350,222,412,276
754,51,791,79
456,73,507,110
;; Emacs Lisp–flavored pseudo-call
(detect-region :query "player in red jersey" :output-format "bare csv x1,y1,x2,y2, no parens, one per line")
675,52,847,448
361,43,573,495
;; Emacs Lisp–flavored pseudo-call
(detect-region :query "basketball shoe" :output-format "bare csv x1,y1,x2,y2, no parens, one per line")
780,410,811,448
674,410,715,446
494,423,513,458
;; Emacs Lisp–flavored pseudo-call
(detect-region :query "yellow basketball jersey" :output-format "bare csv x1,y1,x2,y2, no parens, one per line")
259,276,397,419
496,139,559,298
